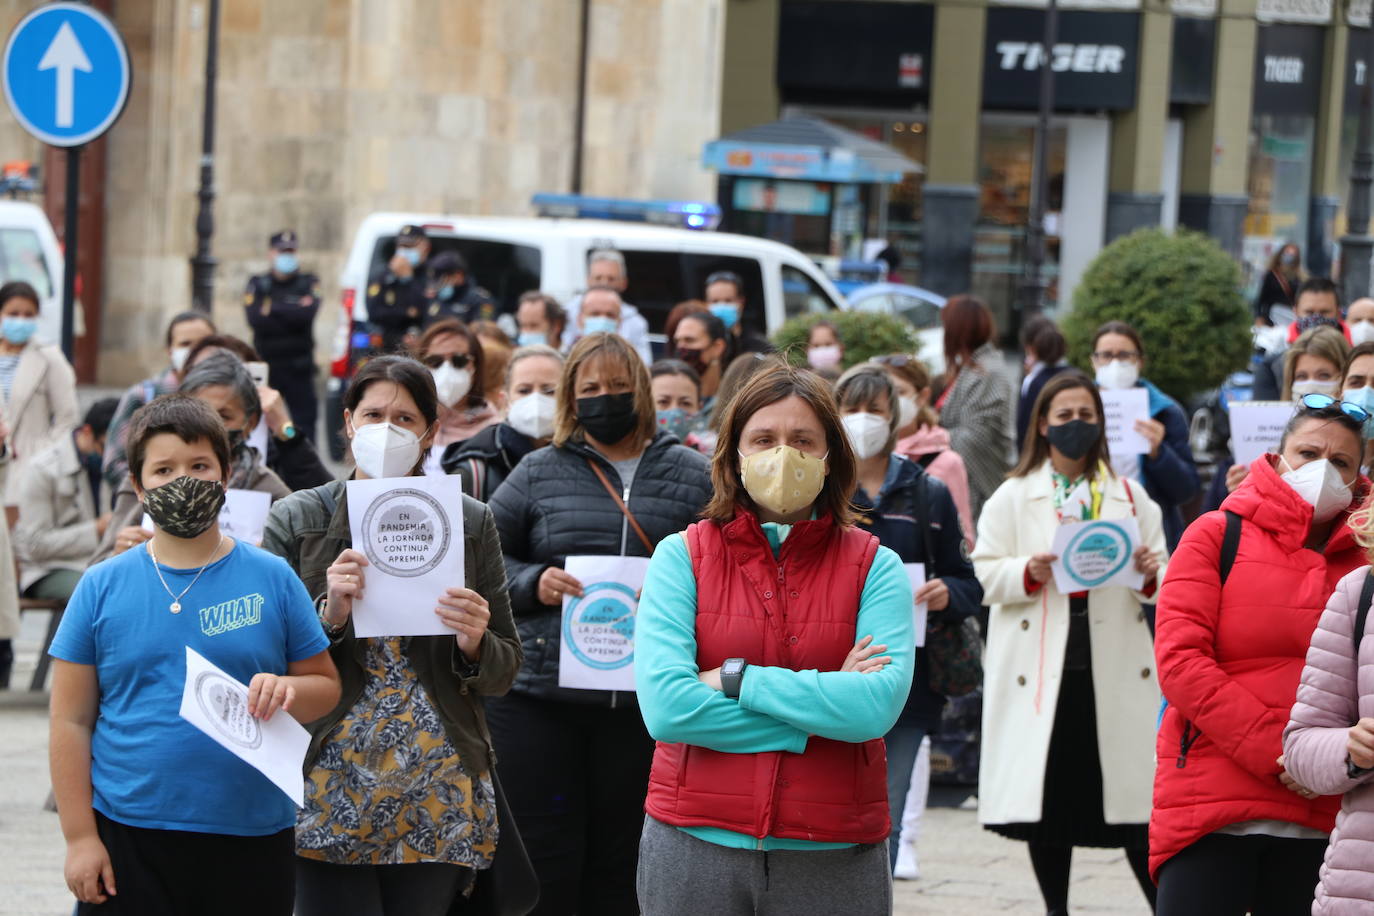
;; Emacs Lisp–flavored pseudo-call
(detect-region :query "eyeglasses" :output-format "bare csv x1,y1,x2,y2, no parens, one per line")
1092,350,1140,362
1301,392,1371,423
421,353,471,370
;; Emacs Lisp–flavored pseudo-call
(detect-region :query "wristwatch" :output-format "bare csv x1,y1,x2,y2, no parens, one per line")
1347,754,1374,780
275,421,298,443
720,658,748,699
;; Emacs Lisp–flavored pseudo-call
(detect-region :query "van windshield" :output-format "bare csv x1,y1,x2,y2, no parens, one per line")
368,235,541,313
0,228,51,299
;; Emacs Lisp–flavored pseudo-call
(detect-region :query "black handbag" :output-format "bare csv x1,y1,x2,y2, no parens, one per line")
909,472,984,698
454,767,540,916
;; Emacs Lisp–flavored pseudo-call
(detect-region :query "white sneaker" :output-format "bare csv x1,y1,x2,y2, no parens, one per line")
893,839,920,880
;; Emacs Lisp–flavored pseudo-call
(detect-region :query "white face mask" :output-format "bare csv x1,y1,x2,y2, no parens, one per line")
1095,359,1139,390
507,392,557,440
1291,378,1341,402
431,362,472,409
1280,456,1353,523
170,346,191,372
897,396,918,430
1353,320,1374,347
842,412,890,460
350,421,423,479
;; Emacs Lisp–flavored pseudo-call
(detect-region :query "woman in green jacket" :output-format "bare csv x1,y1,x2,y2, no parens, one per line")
261,355,523,916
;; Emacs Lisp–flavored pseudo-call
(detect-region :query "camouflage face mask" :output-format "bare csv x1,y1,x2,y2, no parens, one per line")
142,475,225,539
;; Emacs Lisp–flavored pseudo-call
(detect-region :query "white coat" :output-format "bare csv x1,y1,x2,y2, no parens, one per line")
972,462,1166,827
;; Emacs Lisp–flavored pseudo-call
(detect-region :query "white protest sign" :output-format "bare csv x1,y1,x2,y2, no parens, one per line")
178,646,311,807
346,475,465,638
1229,400,1294,467
218,489,271,546
904,563,928,648
559,555,651,692
1050,517,1144,594
1101,387,1151,458
248,416,269,462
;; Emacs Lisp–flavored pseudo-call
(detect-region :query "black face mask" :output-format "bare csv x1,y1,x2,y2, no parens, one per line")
577,392,639,445
676,347,707,373
1046,419,1101,462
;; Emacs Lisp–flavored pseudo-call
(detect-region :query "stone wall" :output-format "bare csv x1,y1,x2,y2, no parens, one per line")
0,0,726,386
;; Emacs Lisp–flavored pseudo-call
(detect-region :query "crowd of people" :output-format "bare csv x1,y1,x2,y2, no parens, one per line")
28,236,1374,916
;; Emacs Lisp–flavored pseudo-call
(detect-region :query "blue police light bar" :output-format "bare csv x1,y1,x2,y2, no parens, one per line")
531,193,721,231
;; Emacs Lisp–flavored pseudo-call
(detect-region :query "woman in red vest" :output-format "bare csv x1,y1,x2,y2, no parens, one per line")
634,360,915,915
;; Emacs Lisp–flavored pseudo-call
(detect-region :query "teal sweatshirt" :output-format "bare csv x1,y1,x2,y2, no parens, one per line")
635,521,915,850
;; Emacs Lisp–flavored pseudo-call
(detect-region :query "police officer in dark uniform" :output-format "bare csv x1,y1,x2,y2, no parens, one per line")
365,223,433,353
243,229,320,442
423,250,497,327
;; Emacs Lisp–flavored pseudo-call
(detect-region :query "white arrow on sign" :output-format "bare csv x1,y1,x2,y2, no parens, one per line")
37,22,91,128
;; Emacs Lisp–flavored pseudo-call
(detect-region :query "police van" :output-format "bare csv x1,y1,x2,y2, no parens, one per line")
324,209,845,453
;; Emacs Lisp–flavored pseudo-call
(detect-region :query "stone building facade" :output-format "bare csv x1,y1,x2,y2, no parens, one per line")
0,0,723,384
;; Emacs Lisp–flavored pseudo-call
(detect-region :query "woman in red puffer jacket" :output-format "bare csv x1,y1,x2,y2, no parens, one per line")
1152,397,1372,915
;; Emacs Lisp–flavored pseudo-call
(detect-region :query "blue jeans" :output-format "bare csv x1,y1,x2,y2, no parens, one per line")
884,724,927,871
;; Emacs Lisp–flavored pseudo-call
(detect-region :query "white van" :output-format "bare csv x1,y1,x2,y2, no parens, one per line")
0,200,65,345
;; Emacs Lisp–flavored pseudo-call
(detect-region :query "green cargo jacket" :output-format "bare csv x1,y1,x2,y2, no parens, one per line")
262,480,522,776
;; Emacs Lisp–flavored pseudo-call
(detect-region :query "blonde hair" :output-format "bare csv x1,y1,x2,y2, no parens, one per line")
1282,326,1351,401
552,333,656,448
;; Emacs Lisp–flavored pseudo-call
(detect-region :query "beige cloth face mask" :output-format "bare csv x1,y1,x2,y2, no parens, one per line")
738,446,828,516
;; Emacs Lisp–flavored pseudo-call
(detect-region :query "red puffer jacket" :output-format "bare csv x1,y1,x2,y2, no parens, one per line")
1150,454,1370,878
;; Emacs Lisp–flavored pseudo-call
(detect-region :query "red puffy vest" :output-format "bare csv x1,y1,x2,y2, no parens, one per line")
644,510,891,844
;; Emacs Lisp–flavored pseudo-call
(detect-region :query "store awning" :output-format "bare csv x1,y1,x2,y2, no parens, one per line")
702,115,923,184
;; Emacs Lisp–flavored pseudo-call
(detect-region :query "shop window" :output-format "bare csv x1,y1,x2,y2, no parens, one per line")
1244,114,1316,296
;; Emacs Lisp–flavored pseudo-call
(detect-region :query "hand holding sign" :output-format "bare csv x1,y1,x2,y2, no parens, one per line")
435,586,490,661
559,555,650,692
1049,518,1144,593
1101,388,1151,458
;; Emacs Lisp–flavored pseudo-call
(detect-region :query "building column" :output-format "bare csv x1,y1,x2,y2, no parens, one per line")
922,2,986,296
1106,6,1173,242
719,0,780,135
1178,0,1258,259
1308,18,1349,278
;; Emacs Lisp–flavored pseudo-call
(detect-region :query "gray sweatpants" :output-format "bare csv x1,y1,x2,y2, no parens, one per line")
636,815,893,916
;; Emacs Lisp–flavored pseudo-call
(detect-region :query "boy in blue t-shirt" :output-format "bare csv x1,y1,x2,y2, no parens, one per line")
48,395,341,915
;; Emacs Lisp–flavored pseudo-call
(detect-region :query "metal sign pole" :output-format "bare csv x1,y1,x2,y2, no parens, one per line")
60,144,80,362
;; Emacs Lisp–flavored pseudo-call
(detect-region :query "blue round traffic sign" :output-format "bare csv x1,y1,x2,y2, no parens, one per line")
3,3,130,147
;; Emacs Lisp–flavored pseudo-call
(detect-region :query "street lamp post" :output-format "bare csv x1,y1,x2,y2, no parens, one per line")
189,0,220,313
1018,0,1058,327
1344,27,1374,306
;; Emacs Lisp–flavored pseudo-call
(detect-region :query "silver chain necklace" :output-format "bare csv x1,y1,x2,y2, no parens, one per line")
147,534,225,614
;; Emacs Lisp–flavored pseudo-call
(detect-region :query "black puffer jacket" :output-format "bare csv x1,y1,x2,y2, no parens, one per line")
441,422,537,502
488,431,712,706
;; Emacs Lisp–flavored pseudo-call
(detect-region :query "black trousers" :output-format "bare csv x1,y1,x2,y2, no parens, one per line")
77,811,294,916
485,691,655,916
1155,832,1327,916
295,856,474,916
268,355,318,443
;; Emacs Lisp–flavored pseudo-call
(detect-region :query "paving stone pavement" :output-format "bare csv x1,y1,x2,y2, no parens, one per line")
2,614,1151,916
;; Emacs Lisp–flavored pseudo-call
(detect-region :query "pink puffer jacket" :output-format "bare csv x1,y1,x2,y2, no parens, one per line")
1284,566,1374,915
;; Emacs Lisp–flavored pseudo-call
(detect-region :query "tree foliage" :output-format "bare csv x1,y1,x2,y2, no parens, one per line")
771,310,922,369
1061,227,1251,403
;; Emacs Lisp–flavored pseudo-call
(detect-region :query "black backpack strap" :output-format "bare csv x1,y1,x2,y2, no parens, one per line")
1219,510,1242,585
907,468,937,577
1356,570,1374,654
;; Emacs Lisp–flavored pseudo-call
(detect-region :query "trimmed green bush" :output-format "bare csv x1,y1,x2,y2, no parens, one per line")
770,310,922,369
1061,227,1251,404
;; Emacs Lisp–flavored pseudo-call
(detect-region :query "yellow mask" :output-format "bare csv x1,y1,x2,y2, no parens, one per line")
738,445,827,516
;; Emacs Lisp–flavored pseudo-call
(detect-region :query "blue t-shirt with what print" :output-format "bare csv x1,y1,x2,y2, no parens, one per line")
49,540,329,836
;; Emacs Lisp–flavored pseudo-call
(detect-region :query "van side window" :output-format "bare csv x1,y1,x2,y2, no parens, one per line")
618,252,764,335
367,236,540,313
0,228,51,299
781,265,834,318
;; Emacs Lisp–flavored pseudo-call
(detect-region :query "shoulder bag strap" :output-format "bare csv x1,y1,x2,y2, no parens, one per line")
586,458,653,554
1356,569,1374,654
1219,510,1242,586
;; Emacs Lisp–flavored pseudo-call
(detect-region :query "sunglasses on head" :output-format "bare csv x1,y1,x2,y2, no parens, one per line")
421,353,471,371
872,354,917,368
1300,392,1371,424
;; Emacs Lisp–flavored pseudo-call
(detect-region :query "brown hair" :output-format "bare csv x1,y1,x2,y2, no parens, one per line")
665,300,709,350
835,364,900,449
942,294,995,370
127,394,232,487
1021,315,1066,365
186,333,259,369
415,318,486,408
709,351,771,433
1090,320,1146,361
1341,341,1374,388
1011,370,1113,482
874,354,939,429
518,291,566,342
703,358,858,526
1282,326,1350,401
552,333,656,448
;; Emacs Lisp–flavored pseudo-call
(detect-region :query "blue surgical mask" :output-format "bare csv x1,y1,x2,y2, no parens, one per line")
437,285,454,301
656,407,696,441
2,315,37,345
583,315,618,335
517,331,547,347
400,247,422,267
709,302,740,330
273,252,298,274
1345,386,1374,439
